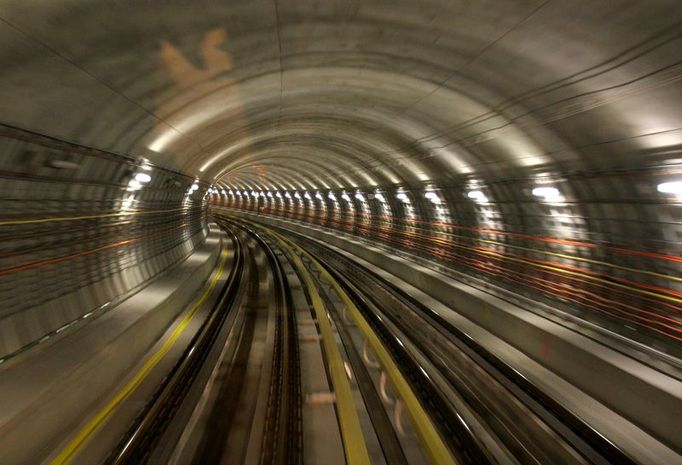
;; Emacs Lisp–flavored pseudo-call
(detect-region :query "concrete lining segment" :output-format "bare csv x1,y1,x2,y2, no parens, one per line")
0,226,209,359
3,2,680,182
229,210,682,462
0,223,223,465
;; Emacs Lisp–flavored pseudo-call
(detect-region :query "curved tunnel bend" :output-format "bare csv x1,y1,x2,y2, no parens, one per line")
0,2,681,465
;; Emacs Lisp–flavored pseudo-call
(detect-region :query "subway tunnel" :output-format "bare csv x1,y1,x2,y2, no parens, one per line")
0,1,681,464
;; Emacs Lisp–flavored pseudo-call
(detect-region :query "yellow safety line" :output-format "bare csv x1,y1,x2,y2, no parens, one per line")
251,218,457,465
278,236,372,465
0,207,188,227
50,247,230,465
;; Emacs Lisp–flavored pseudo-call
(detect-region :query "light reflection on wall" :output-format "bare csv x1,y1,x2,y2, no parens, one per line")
466,181,504,253
327,191,340,227
121,193,137,211
293,191,304,219
424,189,451,259
529,176,588,275
354,191,370,234
371,191,391,240
339,191,353,233
393,190,417,248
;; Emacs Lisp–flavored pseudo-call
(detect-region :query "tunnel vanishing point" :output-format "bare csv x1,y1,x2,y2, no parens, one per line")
0,2,681,465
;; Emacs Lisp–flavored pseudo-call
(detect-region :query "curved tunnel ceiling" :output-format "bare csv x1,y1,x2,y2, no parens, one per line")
0,1,681,192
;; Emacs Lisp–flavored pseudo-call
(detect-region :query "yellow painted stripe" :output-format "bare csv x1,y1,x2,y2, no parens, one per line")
0,207,188,227
279,237,372,465
275,231,459,465
50,247,230,465
239,215,458,465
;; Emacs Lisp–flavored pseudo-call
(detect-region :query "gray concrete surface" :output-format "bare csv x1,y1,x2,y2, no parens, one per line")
0,1,680,181
231,210,682,461
0,224,222,465
0,226,208,360
0,0,680,354
0,2,680,461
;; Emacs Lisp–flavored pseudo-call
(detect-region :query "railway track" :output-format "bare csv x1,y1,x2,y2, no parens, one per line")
83,214,645,465
103,225,245,465
235,216,641,465
237,222,303,465
100,219,305,465
244,216,461,465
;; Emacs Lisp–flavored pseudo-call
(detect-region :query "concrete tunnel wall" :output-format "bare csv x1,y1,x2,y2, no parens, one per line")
0,126,210,361
0,2,681,359
212,171,682,357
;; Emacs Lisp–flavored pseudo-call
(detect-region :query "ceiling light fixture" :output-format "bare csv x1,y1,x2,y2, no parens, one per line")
657,181,682,196
467,190,488,202
134,172,152,184
425,191,441,204
532,186,561,200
